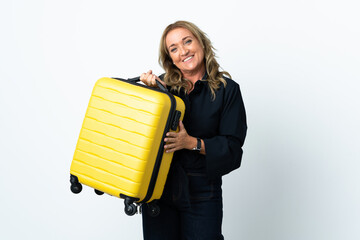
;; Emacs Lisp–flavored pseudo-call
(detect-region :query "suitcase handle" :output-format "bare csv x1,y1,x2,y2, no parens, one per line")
127,76,168,92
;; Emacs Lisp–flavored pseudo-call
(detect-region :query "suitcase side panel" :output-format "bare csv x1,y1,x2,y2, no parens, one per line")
148,95,186,202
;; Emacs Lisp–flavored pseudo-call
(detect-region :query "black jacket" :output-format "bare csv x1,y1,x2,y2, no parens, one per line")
168,75,247,179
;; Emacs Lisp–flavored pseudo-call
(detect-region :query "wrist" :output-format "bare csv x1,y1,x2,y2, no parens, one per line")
187,136,197,150
191,137,201,152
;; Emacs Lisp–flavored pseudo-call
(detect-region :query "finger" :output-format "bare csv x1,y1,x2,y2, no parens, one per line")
140,71,153,86
151,74,156,86
164,142,177,149
178,121,184,130
145,75,155,86
140,73,146,81
145,75,151,85
145,70,152,78
165,148,175,153
164,137,176,143
164,144,177,153
144,70,152,82
166,132,177,138
144,74,150,83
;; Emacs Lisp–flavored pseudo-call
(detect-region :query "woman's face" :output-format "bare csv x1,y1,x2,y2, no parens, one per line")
165,27,205,76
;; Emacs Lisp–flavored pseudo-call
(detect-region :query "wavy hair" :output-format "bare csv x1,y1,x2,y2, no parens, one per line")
159,21,231,100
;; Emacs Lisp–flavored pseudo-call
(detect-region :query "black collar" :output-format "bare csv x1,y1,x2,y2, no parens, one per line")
190,72,208,95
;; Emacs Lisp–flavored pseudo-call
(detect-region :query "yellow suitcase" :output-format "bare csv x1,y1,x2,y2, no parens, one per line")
69,77,185,216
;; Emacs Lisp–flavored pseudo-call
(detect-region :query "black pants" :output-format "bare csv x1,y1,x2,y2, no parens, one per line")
142,166,224,240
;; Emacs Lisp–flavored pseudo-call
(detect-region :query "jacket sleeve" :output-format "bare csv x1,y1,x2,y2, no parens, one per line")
203,83,247,179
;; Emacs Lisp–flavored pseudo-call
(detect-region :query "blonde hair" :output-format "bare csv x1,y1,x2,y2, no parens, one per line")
159,20,231,100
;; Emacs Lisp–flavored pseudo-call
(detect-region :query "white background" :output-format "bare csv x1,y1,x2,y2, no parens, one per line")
1,0,359,239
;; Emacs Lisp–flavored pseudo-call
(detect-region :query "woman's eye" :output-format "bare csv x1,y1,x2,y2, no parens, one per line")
170,48,177,53
185,39,192,45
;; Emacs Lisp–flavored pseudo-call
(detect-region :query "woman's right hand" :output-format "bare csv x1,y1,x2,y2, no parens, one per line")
140,70,166,88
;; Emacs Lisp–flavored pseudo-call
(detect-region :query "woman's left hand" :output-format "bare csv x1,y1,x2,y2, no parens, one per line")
164,121,196,153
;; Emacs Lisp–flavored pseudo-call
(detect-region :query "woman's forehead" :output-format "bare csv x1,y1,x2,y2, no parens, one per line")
165,27,195,47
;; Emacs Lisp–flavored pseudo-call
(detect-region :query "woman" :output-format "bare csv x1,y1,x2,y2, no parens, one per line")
140,21,247,240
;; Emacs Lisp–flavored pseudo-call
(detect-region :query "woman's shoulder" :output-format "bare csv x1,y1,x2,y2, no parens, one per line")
217,76,240,96
222,75,239,88
217,76,242,101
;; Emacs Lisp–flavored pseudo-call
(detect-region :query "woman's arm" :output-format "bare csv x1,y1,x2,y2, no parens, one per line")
203,83,247,179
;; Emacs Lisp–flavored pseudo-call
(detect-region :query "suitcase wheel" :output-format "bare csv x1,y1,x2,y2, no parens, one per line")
70,182,82,194
70,175,82,194
121,195,140,216
147,202,160,217
124,202,137,216
94,189,104,195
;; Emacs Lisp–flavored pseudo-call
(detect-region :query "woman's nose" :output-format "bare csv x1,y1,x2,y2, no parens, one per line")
180,46,189,56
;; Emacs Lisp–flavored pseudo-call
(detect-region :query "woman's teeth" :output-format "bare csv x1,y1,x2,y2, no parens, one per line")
183,56,193,62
